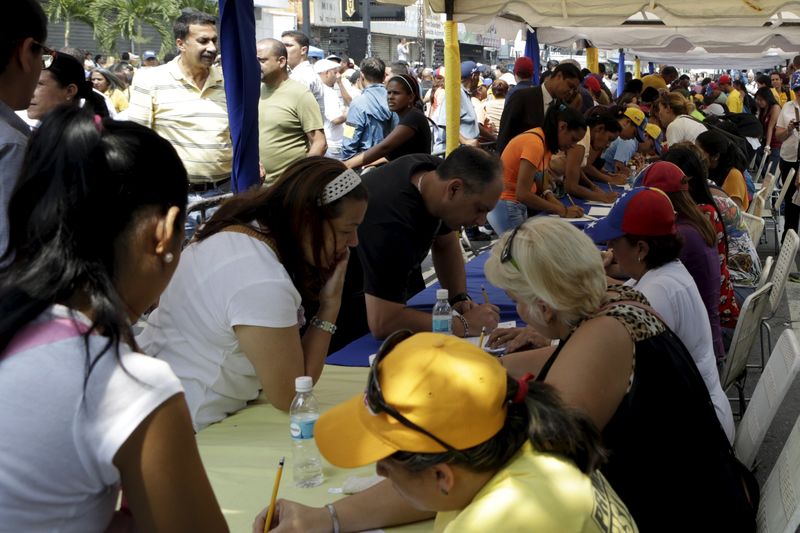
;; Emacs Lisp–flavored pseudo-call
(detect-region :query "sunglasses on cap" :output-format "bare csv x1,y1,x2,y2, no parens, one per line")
499,225,522,271
367,330,471,461
32,41,56,69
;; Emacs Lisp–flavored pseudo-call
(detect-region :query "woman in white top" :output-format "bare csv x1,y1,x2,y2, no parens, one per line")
654,92,707,147
138,157,368,429
602,190,735,442
0,106,225,531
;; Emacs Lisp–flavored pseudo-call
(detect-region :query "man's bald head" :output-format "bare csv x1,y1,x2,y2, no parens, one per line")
256,38,287,59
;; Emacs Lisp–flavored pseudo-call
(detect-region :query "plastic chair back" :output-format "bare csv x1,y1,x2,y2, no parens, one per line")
720,282,773,391
741,212,765,245
773,168,796,219
767,229,800,316
748,188,767,217
757,256,774,289
735,330,800,467
757,412,800,533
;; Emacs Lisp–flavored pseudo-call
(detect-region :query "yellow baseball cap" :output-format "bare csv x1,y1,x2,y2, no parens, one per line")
315,332,508,468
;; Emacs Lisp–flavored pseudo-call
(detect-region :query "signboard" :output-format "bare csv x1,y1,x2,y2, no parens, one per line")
341,0,406,22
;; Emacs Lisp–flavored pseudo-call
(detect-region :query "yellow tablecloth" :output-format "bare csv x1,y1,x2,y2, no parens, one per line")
197,365,433,532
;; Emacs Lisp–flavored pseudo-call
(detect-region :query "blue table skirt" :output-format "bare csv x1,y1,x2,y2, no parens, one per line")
326,253,519,367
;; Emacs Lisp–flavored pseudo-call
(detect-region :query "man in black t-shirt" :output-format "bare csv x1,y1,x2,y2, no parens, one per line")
331,147,503,350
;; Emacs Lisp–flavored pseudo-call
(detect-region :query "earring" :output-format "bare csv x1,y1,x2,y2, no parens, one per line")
164,252,174,264
637,256,642,263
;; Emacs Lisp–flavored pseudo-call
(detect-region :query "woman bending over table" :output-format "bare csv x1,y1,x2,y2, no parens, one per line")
597,188,734,441
138,158,368,430
696,130,751,211
483,217,756,531
0,107,226,531
254,332,637,533
664,143,761,299
486,104,586,234
641,161,739,357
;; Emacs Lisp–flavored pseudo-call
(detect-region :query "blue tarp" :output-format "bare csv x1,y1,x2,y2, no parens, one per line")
219,0,261,193
617,50,625,97
525,28,540,86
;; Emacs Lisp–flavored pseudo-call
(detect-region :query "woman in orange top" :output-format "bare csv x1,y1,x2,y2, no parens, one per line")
487,105,587,234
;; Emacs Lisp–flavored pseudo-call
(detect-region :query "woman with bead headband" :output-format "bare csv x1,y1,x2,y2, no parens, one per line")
254,332,637,533
344,73,431,169
138,158,368,430
483,216,757,531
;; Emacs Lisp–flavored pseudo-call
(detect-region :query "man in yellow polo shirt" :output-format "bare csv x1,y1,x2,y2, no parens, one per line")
719,74,743,113
128,9,232,235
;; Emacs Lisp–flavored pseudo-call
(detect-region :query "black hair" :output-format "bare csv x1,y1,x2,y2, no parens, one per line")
437,146,502,194
121,52,130,61
616,92,639,106
585,108,622,133
662,66,678,77
360,57,386,84
194,157,367,300
581,68,591,78
46,54,109,118
756,74,771,87
387,74,420,103
542,104,586,153
624,79,643,94
1,0,47,75
755,86,779,110
390,378,606,475
623,234,684,270
641,86,660,104
174,8,216,41
696,130,747,186
662,143,729,258
389,62,409,76
553,63,583,82
281,30,310,50
0,107,188,383
257,38,287,60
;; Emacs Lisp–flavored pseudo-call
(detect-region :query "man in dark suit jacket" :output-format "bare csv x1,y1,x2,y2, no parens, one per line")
496,63,583,153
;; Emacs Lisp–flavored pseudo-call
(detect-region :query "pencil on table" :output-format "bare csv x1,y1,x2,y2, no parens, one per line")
481,285,490,305
479,326,486,348
264,457,285,533
566,194,577,207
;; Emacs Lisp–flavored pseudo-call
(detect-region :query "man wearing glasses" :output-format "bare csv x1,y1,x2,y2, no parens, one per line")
0,0,47,265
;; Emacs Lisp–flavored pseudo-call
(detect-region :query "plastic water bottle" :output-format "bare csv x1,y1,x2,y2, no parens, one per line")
432,289,452,334
289,376,324,488
627,162,638,187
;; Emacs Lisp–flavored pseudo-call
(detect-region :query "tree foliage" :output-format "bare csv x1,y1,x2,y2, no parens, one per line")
92,0,181,57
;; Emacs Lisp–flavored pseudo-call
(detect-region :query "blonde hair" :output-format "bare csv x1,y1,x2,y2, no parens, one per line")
656,92,694,116
484,218,607,326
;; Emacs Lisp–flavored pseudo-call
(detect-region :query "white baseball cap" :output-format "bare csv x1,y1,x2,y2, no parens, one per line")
314,59,340,74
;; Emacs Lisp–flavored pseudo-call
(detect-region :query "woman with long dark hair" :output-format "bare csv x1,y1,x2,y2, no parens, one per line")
26,52,108,122
755,86,782,176
696,129,750,211
0,107,225,530
486,104,586,234
90,67,128,114
138,157,368,430
642,162,739,358
663,143,761,294
345,74,431,168
254,333,636,532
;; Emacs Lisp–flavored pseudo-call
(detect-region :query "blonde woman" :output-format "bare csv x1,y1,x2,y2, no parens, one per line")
483,216,757,532
654,92,706,146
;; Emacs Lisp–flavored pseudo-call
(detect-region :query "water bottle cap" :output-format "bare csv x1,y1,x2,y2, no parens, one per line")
436,289,448,300
368,353,377,366
295,376,313,392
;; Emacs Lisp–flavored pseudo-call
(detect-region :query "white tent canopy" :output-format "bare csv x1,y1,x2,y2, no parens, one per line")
630,49,794,69
410,0,800,27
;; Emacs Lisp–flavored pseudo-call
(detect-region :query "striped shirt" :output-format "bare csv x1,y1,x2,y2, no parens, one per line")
128,57,232,182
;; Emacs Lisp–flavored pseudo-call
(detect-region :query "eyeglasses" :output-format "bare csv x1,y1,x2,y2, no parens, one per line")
32,41,56,69
500,225,522,271
366,330,470,460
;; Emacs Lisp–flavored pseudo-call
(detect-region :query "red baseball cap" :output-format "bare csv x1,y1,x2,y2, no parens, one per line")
641,161,689,193
585,187,677,243
584,76,602,93
513,56,534,77
718,74,731,85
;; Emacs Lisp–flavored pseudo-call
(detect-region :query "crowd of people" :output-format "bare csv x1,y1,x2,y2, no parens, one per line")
0,1,790,531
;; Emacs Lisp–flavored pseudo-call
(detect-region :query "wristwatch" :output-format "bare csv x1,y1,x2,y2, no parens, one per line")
449,292,472,306
310,316,337,334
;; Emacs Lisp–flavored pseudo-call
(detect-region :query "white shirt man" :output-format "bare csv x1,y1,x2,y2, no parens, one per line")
282,31,325,117
315,59,347,159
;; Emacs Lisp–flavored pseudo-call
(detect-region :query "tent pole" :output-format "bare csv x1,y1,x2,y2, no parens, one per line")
444,0,460,156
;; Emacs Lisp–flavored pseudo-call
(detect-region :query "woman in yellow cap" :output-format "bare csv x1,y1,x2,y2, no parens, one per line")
254,332,637,532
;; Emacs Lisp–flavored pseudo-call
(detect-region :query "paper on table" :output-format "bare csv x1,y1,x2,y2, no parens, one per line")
585,200,615,207
588,206,612,217
549,214,598,222
465,321,516,349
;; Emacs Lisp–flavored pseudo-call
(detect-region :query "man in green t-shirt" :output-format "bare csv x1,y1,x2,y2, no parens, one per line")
256,38,326,185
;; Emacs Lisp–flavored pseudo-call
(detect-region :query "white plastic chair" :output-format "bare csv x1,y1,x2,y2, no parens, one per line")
720,282,773,410
741,212,765,245
748,187,767,218
760,230,800,368
756,412,800,533
734,329,800,468
767,168,795,254
757,256,774,289
762,171,777,200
